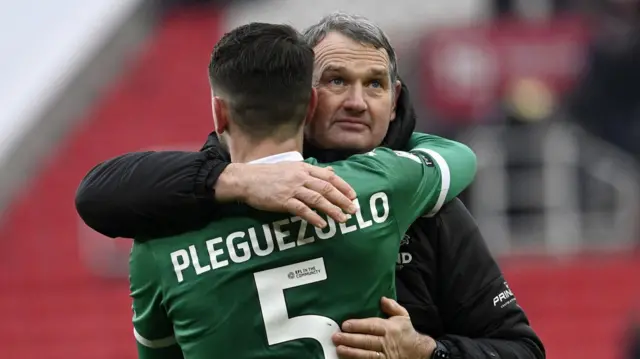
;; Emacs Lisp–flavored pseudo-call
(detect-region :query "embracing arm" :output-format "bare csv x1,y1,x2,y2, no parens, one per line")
406,132,476,210
75,132,474,239
429,199,545,359
75,137,355,238
75,148,229,238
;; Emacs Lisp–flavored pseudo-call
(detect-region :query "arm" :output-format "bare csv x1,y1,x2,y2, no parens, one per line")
355,133,476,231
75,148,229,238
406,132,476,214
426,199,545,359
130,241,184,359
76,149,355,237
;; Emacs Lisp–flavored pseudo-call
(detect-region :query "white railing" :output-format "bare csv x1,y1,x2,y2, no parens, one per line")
464,121,640,256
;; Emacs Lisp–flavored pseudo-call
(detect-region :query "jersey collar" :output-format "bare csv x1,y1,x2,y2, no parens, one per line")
247,151,304,164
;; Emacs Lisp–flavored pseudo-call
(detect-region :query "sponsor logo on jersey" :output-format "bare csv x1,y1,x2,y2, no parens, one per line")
288,264,322,280
493,281,516,308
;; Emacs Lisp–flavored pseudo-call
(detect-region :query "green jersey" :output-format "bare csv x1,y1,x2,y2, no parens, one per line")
129,133,476,359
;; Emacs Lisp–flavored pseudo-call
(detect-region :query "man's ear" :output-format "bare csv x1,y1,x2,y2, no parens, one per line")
390,80,402,122
304,88,318,125
212,97,229,134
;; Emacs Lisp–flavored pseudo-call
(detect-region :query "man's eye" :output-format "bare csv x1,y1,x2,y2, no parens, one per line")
330,78,345,86
369,80,382,88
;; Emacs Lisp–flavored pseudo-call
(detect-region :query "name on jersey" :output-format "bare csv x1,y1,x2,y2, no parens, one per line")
170,192,390,283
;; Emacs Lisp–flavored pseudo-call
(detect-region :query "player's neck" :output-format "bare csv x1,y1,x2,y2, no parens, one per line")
227,134,304,164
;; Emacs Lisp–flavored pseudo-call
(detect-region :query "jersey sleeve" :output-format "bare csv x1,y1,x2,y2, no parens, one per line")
348,133,476,232
405,132,477,207
130,242,184,359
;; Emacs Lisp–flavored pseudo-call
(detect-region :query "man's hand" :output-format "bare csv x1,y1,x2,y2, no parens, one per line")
332,297,437,359
215,162,357,228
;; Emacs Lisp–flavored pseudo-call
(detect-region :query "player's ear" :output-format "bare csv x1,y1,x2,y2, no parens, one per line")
304,88,318,125
212,97,229,134
390,80,402,122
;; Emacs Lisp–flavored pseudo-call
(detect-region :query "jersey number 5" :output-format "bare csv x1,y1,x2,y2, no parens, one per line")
254,257,340,359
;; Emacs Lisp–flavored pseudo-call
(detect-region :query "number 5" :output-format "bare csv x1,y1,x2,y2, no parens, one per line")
254,257,340,359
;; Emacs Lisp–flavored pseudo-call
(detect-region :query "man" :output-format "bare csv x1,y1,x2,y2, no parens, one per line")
76,13,544,359
129,22,475,359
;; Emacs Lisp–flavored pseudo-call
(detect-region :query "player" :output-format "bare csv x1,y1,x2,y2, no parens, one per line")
129,23,477,359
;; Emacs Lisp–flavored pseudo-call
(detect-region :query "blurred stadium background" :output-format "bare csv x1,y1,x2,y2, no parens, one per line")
0,0,639,358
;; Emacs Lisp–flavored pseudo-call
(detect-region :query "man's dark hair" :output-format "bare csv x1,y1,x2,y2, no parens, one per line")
208,23,314,139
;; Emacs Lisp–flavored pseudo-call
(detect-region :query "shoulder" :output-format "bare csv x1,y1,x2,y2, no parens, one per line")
433,198,479,239
408,198,478,247
435,198,474,222
338,148,427,172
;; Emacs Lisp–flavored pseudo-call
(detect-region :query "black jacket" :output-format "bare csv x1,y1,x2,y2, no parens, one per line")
75,82,544,359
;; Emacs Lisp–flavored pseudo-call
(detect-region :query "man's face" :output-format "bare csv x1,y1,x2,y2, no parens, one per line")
306,32,400,152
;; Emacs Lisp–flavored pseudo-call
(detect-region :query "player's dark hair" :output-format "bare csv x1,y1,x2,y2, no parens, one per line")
208,23,315,139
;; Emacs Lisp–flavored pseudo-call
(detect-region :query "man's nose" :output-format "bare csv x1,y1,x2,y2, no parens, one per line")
343,83,367,113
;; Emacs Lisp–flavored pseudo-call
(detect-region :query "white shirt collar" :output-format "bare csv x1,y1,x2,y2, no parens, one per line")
247,151,304,164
